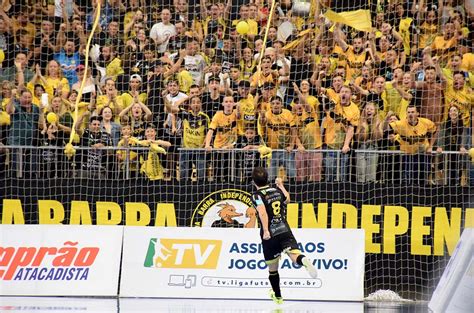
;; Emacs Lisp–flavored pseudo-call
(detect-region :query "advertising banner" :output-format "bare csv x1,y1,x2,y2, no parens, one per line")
1,179,472,299
0,225,123,296
120,227,365,301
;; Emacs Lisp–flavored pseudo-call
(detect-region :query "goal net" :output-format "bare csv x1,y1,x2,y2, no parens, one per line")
0,0,472,301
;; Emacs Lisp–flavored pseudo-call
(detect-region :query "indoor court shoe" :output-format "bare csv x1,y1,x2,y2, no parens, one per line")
302,257,318,278
269,290,283,304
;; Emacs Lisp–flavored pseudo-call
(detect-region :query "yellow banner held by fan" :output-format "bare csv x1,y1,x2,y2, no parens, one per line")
283,28,314,51
324,9,372,32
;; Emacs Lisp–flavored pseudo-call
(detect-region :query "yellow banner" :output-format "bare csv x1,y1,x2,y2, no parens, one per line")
324,9,372,32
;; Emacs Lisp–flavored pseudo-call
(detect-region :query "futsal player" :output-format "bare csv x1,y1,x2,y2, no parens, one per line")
251,167,318,304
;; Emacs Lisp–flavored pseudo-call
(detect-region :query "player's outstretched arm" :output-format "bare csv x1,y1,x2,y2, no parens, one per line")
275,178,290,203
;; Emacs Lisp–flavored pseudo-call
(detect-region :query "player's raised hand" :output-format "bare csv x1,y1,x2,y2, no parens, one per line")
275,177,283,187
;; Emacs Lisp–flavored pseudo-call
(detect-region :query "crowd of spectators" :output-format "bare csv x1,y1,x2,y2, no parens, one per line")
0,0,472,185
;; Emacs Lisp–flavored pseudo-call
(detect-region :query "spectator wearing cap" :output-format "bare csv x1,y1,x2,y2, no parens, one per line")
77,115,113,179
121,74,147,110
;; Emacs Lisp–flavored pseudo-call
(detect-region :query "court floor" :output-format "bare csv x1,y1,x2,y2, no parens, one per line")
0,297,430,313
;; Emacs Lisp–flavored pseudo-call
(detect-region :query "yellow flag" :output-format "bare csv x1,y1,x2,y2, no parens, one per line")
282,28,314,51
324,9,372,32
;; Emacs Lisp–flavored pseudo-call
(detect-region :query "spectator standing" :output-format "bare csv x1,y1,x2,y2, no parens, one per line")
260,95,296,181
76,115,113,179
6,89,43,177
354,102,384,183
150,8,176,54
390,105,437,185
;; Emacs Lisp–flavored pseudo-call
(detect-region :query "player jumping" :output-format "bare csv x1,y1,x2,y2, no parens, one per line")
251,167,318,304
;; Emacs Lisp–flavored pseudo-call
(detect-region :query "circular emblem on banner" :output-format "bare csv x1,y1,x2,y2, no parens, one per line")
191,189,257,228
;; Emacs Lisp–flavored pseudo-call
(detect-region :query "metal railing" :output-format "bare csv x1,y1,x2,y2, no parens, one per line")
0,145,471,186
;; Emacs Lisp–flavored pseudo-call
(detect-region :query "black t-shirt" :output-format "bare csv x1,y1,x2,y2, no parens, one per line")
33,34,55,69
201,92,224,119
79,130,112,169
288,57,313,99
94,32,124,55
167,34,188,53
235,135,261,171
39,130,66,163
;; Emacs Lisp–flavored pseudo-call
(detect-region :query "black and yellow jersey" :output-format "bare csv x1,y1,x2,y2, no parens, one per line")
264,109,295,149
390,118,436,154
252,185,290,237
293,110,322,149
209,110,238,148
178,110,210,148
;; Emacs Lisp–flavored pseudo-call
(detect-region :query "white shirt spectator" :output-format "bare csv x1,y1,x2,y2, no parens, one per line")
55,0,74,19
183,54,206,86
149,9,177,53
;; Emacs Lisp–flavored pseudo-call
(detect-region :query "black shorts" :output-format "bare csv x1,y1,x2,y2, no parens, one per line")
262,231,300,264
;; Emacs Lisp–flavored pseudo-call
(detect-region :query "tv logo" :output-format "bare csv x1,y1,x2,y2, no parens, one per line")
144,238,222,269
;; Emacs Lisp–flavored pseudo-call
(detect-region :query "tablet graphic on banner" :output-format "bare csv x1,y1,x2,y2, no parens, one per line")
120,227,365,301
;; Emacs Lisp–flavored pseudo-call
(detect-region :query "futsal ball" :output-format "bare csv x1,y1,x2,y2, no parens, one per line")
46,112,58,124
0,49,4,64
236,21,250,35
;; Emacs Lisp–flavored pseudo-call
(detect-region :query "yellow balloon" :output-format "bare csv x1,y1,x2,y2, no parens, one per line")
469,148,474,160
46,112,58,124
0,49,4,64
236,21,250,35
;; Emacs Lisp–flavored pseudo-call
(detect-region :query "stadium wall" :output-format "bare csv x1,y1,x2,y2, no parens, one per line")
1,178,473,299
